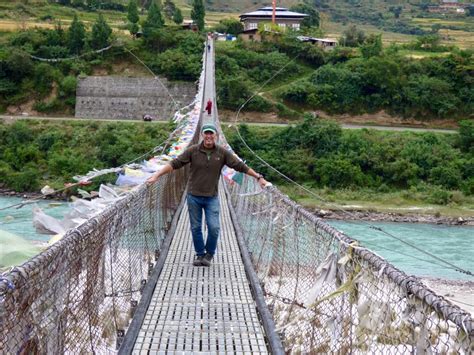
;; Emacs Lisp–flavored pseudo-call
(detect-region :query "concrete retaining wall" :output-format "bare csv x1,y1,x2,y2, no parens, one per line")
75,76,196,120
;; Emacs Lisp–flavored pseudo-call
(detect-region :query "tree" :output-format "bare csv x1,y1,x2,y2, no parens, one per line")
34,63,56,96
416,34,441,50
87,0,101,10
389,6,402,19
67,14,86,54
403,75,459,117
143,0,165,37
90,13,112,49
46,22,66,47
4,49,33,83
431,23,441,34
163,0,176,19
213,18,243,35
143,28,175,51
191,0,205,31
290,3,320,28
308,65,363,113
458,120,474,153
142,0,157,10
360,34,382,58
127,0,140,36
173,8,183,25
156,49,201,80
315,157,365,188
429,165,462,189
283,116,343,157
71,0,84,8
339,25,365,47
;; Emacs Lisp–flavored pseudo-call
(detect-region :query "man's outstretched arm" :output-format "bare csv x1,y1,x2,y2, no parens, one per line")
147,147,193,184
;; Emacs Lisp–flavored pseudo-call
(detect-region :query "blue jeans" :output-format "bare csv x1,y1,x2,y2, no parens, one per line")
187,194,220,257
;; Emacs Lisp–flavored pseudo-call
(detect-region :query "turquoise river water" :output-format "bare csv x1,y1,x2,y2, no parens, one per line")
1,196,473,280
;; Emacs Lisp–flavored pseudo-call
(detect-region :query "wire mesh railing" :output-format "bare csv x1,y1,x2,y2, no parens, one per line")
224,175,473,354
0,165,193,353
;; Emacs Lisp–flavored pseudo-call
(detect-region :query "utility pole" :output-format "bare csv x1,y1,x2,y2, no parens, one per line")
272,0,276,24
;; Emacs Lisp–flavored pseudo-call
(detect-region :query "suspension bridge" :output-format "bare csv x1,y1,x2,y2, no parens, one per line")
1,39,473,354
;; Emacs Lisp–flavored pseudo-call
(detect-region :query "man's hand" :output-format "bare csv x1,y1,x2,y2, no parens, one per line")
258,177,269,189
146,173,160,185
146,164,173,185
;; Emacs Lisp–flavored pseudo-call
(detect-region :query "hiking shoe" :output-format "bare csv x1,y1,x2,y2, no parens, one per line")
193,255,204,266
201,253,213,267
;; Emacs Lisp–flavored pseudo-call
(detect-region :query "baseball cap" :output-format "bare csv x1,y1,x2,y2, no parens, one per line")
201,123,217,134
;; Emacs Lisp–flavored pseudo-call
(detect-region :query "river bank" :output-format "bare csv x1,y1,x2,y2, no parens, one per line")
0,188,69,202
318,208,474,226
421,277,474,316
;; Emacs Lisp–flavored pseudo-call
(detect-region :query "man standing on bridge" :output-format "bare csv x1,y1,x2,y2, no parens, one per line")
205,99,212,115
146,123,268,266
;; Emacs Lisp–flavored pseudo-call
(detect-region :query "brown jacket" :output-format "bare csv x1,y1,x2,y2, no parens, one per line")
170,143,249,196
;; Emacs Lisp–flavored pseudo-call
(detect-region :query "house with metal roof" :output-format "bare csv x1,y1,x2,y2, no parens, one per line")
239,6,309,32
297,36,338,50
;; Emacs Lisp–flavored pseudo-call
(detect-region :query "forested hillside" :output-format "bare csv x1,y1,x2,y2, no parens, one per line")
215,34,474,120
224,118,474,208
0,120,173,192
1,0,472,121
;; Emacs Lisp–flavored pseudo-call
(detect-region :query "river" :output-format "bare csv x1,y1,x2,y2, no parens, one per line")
1,196,473,281
329,220,473,281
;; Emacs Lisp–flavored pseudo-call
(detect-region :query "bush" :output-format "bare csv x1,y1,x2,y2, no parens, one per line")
4,49,34,83
144,28,176,52
402,75,460,118
461,178,474,196
35,45,69,59
37,131,63,151
315,157,366,188
246,95,273,112
7,166,40,192
308,65,363,113
34,63,58,96
212,18,243,35
217,76,253,110
33,99,64,113
385,159,420,187
0,78,18,95
283,116,342,156
280,81,313,104
427,186,451,205
48,149,89,175
275,102,301,119
59,75,77,98
458,120,474,153
429,165,462,189
154,49,201,81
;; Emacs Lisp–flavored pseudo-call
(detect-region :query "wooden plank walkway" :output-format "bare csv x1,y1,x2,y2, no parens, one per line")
132,189,269,354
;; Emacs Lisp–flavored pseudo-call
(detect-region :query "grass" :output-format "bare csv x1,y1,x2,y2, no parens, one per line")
321,14,414,44
397,49,452,58
263,63,314,92
412,17,474,30
438,28,474,49
279,185,474,218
